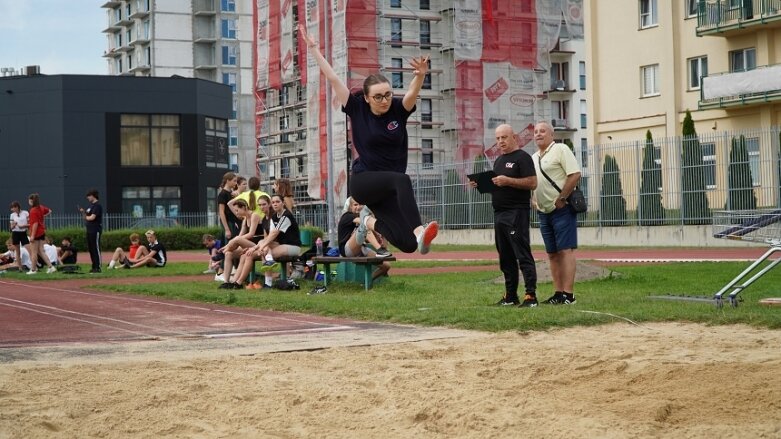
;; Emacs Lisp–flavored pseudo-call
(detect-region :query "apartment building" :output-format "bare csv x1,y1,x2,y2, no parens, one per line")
101,0,255,176
585,0,781,206
256,0,586,216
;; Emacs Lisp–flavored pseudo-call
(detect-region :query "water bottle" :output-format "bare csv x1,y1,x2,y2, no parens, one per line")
315,237,323,256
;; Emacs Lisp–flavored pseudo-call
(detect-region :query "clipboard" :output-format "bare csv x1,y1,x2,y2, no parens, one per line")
467,170,498,194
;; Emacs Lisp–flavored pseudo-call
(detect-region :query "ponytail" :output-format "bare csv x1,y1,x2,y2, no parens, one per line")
249,191,257,212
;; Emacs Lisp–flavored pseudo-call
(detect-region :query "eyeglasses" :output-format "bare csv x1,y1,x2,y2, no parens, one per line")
370,92,393,103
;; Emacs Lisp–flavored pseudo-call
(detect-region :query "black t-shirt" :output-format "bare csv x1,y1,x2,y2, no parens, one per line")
337,211,358,256
342,93,415,174
148,241,167,266
85,202,103,233
217,189,239,229
270,210,302,247
491,148,536,211
60,244,78,264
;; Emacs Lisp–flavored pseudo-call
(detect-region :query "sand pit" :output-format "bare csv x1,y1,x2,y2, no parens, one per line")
1,322,780,438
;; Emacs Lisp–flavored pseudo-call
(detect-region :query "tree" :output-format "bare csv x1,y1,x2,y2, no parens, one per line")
681,110,710,224
600,154,627,225
726,135,757,211
639,130,665,225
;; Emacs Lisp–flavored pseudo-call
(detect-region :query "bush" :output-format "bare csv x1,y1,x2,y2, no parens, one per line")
600,155,628,226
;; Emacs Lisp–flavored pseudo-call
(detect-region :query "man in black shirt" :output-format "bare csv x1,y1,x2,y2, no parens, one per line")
80,189,103,273
471,124,538,307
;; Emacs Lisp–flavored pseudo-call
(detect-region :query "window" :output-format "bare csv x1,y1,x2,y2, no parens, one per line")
222,45,237,65
126,2,132,18
421,99,432,128
232,97,237,119
702,142,716,189
687,0,698,17
422,58,432,89
114,7,122,23
579,61,586,90
279,114,289,131
126,28,133,44
420,0,430,9
420,20,431,45
141,20,150,40
421,139,433,169
127,53,133,70
115,58,123,73
229,153,239,172
391,18,402,47
730,48,756,72
580,100,587,129
280,85,289,105
222,72,237,93
641,64,660,97
551,101,569,127
143,46,151,65
296,111,304,128
120,114,181,166
550,62,569,89
580,138,588,168
390,0,401,7
639,0,658,28
747,137,760,186
115,32,122,49
280,157,291,178
221,0,236,12
391,58,403,88
688,56,707,90
122,186,181,217
229,126,238,147
221,19,237,39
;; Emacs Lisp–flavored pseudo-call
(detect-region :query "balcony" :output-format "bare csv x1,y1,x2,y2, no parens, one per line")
129,8,150,19
103,48,122,58
552,118,576,132
699,63,781,109
544,79,576,96
697,0,781,36
101,1,121,8
193,0,216,15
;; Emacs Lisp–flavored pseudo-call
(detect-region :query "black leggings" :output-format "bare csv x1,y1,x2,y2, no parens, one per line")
350,171,422,253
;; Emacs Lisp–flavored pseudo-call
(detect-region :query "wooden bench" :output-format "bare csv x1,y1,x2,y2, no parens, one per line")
311,256,396,290
249,255,298,283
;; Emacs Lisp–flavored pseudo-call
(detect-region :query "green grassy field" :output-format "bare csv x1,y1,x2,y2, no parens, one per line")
8,259,779,331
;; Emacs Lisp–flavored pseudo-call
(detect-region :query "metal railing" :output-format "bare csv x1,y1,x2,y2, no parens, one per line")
38,127,781,232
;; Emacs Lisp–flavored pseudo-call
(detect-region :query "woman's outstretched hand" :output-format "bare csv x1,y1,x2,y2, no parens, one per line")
298,23,317,49
410,55,430,77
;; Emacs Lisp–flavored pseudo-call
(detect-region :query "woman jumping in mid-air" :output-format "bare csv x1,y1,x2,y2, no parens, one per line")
300,24,438,254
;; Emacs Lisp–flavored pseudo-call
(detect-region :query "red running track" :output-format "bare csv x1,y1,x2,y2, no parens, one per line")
0,277,358,348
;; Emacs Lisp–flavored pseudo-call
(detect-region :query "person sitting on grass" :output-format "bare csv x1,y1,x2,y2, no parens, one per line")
0,239,32,272
339,197,392,280
217,199,263,287
124,230,167,268
107,233,142,269
225,194,301,290
42,236,59,267
58,237,78,265
202,234,224,275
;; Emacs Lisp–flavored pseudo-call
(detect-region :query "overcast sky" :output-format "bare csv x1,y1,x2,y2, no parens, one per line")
0,0,107,75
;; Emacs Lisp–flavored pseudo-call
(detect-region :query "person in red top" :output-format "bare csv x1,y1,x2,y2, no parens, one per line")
27,193,56,274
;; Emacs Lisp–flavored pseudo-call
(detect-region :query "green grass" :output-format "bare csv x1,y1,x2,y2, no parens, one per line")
9,260,778,331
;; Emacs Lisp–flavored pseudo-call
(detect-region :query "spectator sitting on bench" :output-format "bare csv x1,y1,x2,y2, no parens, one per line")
217,198,264,288
58,236,78,265
227,194,301,290
1,239,32,272
339,197,392,280
107,233,142,269
125,230,167,268
201,234,224,275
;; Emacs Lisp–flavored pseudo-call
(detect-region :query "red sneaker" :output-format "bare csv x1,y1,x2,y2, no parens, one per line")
417,221,439,255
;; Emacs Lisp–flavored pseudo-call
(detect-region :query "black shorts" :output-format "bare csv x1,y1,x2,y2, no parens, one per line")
11,231,29,246
33,234,46,242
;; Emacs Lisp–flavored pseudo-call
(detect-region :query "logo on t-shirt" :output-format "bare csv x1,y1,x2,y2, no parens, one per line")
387,121,400,131
505,163,515,168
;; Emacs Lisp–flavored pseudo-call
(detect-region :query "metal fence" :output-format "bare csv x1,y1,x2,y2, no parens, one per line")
39,126,781,232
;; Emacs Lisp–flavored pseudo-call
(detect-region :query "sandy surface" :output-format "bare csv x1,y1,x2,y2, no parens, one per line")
2,322,781,438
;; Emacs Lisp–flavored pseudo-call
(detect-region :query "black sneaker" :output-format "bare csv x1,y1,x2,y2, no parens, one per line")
544,291,576,305
232,282,244,290
374,248,393,258
518,294,538,308
218,282,234,289
495,296,520,306
89,268,101,274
